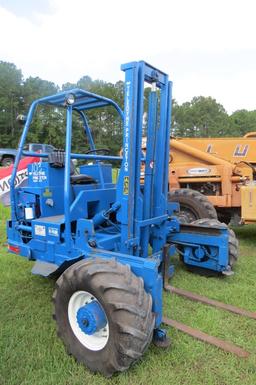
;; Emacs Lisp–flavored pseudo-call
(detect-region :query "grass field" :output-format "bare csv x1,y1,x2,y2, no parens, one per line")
1,205,256,385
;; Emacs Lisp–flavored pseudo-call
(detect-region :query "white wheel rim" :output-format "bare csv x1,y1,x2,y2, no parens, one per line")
68,290,109,351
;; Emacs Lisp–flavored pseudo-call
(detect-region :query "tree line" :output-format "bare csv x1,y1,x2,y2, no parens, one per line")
1,60,256,155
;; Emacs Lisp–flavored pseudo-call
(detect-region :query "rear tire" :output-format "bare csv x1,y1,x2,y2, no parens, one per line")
52,258,154,377
191,218,239,268
168,188,217,223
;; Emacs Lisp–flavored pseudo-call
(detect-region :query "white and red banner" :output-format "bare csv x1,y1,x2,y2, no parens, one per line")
0,157,39,206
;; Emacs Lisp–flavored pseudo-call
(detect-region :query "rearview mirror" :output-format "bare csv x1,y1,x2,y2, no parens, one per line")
16,114,27,124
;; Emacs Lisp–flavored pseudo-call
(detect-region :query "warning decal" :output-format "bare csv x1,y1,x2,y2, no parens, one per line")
123,176,129,195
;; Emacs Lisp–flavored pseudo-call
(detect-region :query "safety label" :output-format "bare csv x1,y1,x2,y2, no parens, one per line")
48,227,59,237
123,176,129,195
34,225,46,237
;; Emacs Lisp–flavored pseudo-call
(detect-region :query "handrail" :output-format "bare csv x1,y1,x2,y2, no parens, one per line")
9,88,124,222
22,151,123,162
64,106,72,249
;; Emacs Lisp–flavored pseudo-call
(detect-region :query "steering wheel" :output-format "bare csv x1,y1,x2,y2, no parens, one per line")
85,148,110,155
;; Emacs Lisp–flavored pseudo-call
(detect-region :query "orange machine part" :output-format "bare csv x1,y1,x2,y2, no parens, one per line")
169,136,254,211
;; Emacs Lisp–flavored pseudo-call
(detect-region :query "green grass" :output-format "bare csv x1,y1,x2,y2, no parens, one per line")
0,204,10,222
1,209,256,384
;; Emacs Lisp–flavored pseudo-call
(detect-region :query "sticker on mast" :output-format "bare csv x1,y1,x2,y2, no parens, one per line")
123,176,129,195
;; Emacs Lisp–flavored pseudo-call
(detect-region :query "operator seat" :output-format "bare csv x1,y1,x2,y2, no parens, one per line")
70,174,96,184
48,150,96,185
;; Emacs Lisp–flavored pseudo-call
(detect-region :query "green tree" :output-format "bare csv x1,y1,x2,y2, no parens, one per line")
172,96,230,137
87,80,123,154
0,61,124,154
61,78,124,155
229,109,256,136
0,61,23,147
21,77,61,148
22,76,58,107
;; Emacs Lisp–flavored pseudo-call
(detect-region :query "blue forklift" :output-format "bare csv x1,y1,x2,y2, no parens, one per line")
7,61,238,376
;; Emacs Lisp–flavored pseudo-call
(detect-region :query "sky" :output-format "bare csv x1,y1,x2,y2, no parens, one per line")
0,0,256,114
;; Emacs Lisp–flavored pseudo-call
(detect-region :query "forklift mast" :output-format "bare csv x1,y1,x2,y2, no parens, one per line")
117,61,172,258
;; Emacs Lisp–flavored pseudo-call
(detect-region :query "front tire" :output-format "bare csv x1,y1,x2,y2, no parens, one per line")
53,258,154,377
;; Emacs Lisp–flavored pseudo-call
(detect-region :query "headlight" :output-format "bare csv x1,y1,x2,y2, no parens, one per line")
65,93,75,105
16,114,27,124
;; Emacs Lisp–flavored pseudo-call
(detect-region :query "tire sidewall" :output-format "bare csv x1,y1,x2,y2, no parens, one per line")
53,259,154,376
54,273,117,366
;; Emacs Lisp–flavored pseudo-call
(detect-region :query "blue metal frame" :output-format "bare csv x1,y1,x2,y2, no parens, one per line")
7,61,232,336
10,89,123,223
